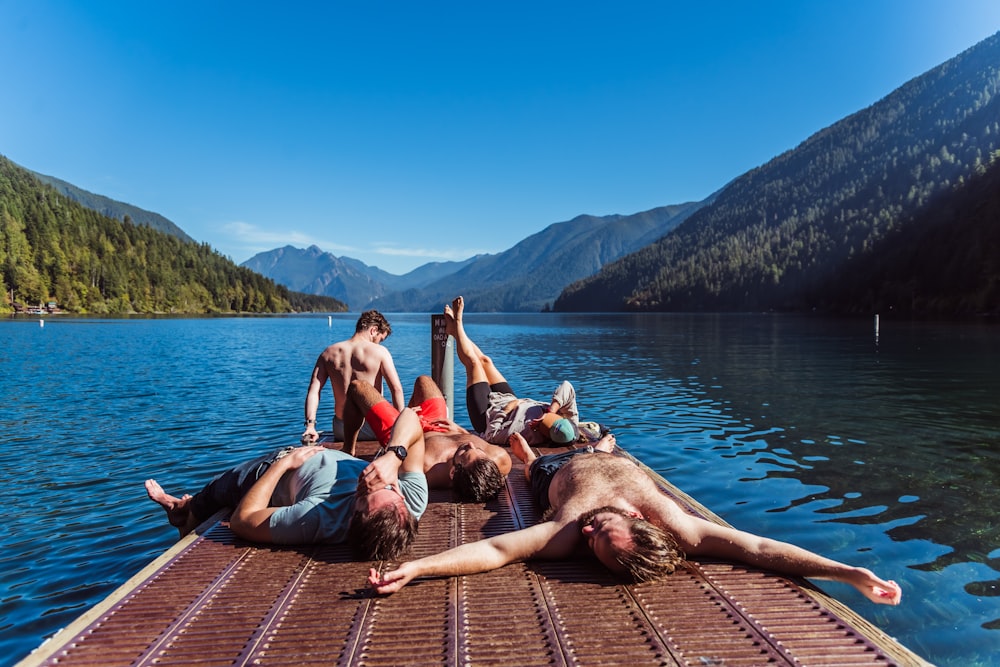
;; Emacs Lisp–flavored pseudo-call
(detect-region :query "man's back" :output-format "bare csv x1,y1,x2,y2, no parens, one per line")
319,335,396,419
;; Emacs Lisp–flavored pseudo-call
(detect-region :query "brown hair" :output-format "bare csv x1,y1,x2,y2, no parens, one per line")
617,518,685,582
347,504,417,560
577,505,685,582
355,310,392,337
452,458,505,502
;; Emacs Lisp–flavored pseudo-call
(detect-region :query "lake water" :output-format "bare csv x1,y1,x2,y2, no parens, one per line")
1,312,998,666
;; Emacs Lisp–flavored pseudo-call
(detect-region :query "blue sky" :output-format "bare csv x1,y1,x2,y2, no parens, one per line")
3,2,999,275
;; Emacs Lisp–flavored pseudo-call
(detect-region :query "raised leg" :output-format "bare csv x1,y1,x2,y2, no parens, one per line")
344,379,388,455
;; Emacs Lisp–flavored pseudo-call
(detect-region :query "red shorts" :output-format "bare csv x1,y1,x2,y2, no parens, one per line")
366,397,451,445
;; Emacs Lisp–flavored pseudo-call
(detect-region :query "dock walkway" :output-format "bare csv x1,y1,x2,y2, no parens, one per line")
19,440,929,666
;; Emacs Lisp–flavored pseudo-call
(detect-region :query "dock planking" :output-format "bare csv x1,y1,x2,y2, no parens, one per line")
18,438,929,667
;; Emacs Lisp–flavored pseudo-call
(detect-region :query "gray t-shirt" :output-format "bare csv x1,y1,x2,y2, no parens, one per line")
268,449,428,544
481,380,579,446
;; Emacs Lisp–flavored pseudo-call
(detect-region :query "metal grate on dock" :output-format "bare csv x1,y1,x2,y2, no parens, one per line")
18,443,929,666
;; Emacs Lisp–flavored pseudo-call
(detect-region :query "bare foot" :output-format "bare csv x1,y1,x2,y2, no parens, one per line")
145,479,198,537
592,432,616,453
443,296,464,337
508,432,536,466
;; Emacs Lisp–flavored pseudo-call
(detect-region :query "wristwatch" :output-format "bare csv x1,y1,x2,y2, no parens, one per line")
388,445,407,461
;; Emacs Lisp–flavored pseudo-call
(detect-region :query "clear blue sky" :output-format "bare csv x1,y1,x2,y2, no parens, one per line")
3,2,999,275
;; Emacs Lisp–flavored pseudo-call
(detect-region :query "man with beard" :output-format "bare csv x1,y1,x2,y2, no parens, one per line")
368,433,903,607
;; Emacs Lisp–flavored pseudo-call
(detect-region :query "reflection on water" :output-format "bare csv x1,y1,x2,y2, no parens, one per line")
1,313,998,666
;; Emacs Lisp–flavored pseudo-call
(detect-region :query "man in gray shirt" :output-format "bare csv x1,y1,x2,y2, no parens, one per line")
146,408,428,560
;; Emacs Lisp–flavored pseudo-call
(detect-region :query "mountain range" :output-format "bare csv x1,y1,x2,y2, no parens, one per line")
242,199,711,311
8,31,999,318
246,31,1000,317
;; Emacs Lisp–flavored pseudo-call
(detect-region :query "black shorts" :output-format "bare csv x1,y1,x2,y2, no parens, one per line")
528,448,594,513
466,381,513,433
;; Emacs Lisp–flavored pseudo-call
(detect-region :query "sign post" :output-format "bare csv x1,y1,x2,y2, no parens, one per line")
430,314,454,420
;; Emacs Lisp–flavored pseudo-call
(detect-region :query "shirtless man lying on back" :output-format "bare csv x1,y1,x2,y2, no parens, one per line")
369,434,902,607
344,375,513,502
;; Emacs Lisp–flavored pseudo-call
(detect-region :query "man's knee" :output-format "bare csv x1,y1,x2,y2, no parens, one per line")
410,375,442,404
349,379,385,408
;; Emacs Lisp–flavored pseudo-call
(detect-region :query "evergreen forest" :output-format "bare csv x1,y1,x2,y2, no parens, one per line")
0,156,346,315
555,32,1000,318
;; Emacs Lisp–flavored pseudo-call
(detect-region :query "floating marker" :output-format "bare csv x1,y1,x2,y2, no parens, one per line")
328,316,332,327
39,319,44,328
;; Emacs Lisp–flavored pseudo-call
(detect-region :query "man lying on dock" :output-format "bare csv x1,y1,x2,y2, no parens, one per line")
145,408,428,560
343,375,512,502
368,433,902,606
445,296,585,447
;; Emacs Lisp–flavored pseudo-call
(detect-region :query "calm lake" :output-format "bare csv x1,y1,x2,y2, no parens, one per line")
1,312,998,666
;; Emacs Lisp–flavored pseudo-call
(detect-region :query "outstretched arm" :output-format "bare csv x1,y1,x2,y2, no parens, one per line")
678,517,901,605
369,520,577,594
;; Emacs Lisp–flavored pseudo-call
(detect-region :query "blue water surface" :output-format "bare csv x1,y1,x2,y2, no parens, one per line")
1,312,998,666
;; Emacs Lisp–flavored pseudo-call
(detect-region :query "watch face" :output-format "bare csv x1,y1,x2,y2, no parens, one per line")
391,446,407,460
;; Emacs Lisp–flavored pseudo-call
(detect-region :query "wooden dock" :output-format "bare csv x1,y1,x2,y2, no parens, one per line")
18,439,930,666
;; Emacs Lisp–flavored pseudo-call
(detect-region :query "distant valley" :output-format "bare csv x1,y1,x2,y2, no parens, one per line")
241,200,710,311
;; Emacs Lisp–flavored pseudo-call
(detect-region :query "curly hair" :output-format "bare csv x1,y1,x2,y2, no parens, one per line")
577,505,684,583
355,310,392,337
346,504,417,560
452,458,505,502
617,517,685,582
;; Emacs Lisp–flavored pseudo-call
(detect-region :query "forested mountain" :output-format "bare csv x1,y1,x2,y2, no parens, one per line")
555,31,1000,315
27,167,196,245
242,245,479,310
0,156,346,314
367,200,710,312
814,152,1000,317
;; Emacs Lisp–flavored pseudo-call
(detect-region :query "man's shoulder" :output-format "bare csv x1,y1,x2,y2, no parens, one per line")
319,340,350,356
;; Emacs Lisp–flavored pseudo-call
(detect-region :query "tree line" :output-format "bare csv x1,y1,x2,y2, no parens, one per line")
0,156,346,314
555,31,1000,318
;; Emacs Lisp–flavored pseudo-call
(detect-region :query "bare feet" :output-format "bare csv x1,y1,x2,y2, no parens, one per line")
443,296,464,337
145,479,198,537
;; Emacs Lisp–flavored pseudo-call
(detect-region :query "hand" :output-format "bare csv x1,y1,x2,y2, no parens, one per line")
282,445,325,469
508,432,534,465
301,426,319,443
851,568,902,605
368,563,418,594
358,452,400,494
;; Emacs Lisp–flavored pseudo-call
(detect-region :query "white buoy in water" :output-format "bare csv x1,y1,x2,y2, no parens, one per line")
328,316,332,327
39,319,45,328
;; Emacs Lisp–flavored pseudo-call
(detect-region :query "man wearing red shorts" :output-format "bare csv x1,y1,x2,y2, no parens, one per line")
344,376,512,502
